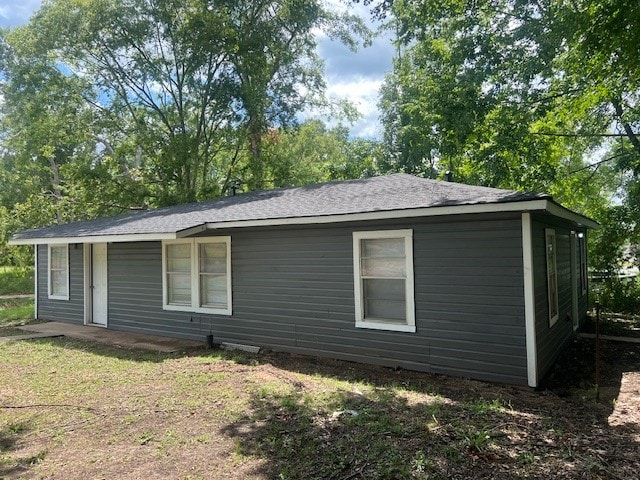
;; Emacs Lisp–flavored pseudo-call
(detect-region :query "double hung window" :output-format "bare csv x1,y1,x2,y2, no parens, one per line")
163,237,231,315
48,244,69,300
353,230,415,332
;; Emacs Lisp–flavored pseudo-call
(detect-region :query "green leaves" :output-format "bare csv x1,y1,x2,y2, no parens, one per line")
0,0,375,265
0,0,370,214
373,0,640,280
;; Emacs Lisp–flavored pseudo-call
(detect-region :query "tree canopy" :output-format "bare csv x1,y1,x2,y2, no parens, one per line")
2,0,640,303
0,0,369,218
370,0,640,278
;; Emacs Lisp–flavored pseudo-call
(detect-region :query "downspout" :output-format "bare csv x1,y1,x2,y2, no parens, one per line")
522,213,538,387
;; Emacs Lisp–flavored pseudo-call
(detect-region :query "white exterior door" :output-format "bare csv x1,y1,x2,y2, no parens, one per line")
92,243,108,326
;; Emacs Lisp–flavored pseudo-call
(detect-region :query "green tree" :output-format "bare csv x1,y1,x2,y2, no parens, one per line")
0,0,370,265
3,0,368,207
0,26,147,225
374,0,639,196
368,0,640,308
238,120,382,190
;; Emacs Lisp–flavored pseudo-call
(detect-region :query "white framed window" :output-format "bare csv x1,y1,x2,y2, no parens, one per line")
48,244,69,300
353,229,415,333
162,237,232,315
545,229,559,327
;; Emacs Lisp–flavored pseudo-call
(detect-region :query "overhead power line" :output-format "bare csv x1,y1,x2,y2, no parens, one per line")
531,132,638,138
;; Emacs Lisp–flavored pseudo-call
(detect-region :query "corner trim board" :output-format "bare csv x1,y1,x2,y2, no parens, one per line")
83,244,91,325
34,246,38,320
522,213,538,387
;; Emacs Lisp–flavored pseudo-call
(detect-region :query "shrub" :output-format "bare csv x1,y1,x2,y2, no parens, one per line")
597,277,640,315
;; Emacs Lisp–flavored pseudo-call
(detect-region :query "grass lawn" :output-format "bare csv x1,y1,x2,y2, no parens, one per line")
1,334,639,479
0,267,34,296
0,298,36,336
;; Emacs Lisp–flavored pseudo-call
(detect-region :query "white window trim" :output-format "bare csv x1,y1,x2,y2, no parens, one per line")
545,228,559,327
162,237,232,316
353,229,416,333
48,244,70,300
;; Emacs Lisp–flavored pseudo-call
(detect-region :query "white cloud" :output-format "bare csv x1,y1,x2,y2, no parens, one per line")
316,3,395,139
0,0,42,28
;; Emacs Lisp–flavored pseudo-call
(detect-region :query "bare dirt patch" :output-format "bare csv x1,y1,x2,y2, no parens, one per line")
0,336,638,479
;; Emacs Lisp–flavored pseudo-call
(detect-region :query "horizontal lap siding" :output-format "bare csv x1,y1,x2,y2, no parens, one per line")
106,214,527,385
532,215,588,383
413,218,526,384
37,244,84,324
108,242,210,338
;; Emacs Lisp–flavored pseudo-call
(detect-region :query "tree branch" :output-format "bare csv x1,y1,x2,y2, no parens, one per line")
567,151,631,175
612,100,640,155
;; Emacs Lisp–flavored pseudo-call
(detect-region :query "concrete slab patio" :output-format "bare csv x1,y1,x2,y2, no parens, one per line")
0,332,63,342
17,322,204,353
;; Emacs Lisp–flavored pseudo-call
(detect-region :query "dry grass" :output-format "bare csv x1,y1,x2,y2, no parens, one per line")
1,335,639,479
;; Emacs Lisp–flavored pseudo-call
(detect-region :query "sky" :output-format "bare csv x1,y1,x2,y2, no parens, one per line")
0,0,394,139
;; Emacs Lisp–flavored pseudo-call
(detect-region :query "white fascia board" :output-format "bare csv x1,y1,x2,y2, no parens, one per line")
175,224,208,238
204,199,551,230
8,232,178,246
545,202,599,229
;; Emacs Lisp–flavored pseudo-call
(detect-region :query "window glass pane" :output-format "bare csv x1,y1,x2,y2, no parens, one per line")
49,246,68,297
168,257,191,272
361,238,404,258
546,230,558,322
549,275,558,317
365,299,406,321
546,235,556,271
199,243,226,274
168,243,191,261
363,278,405,300
363,278,405,321
51,246,66,269
168,273,191,305
51,270,68,297
164,239,231,310
200,275,227,307
361,257,406,277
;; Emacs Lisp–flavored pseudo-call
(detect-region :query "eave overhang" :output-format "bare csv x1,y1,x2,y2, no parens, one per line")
8,198,598,246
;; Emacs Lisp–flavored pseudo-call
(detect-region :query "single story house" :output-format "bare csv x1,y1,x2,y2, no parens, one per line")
10,174,597,387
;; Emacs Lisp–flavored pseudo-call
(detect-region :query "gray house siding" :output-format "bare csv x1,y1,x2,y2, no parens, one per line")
531,214,588,383
37,244,85,325
101,213,528,385
30,214,536,385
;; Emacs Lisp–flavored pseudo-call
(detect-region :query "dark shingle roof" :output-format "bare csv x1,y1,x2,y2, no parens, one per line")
11,174,550,241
